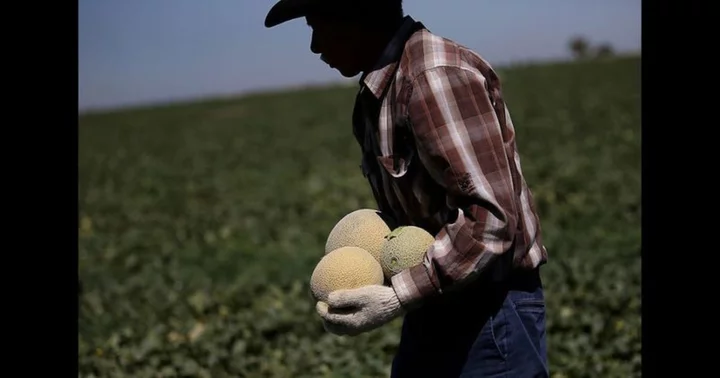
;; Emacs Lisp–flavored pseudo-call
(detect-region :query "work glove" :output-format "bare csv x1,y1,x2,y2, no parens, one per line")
316,284,405,336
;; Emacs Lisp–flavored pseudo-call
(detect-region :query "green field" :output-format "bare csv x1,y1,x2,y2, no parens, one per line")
79,56,641,377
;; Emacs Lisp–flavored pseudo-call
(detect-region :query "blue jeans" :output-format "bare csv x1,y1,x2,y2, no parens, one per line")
391,269,549,377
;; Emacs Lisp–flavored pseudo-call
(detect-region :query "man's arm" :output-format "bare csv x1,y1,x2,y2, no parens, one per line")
391,65,520,310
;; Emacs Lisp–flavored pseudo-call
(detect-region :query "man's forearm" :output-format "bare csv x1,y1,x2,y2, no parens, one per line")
391,206,516,310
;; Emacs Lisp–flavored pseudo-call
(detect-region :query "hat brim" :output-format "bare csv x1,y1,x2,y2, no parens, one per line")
264,0,316,28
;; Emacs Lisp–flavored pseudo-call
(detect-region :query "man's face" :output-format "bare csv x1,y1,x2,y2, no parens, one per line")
306,13,365,77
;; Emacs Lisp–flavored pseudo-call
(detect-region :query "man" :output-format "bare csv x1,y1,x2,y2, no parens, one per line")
265,1,550,376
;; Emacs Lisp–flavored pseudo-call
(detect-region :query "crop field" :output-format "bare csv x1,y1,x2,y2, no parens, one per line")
78,55,641,377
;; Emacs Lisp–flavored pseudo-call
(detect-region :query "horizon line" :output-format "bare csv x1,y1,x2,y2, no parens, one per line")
79,52,640,117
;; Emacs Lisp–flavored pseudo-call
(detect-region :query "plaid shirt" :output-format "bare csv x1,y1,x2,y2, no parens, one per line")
352,16,548,311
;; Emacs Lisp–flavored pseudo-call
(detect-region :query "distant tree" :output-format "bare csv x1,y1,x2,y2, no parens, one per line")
594,43,615,59
568,36,590,60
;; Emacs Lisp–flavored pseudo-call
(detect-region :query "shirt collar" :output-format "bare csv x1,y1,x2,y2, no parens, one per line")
360,16,419,99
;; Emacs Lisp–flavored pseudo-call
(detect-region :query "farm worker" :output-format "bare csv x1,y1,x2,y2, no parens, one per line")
264,1,550,376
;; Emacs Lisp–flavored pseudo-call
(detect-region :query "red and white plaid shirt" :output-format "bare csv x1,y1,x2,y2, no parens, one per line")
352,16,548,311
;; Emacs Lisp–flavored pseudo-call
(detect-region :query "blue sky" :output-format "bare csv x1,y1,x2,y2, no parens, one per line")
78,0,641,111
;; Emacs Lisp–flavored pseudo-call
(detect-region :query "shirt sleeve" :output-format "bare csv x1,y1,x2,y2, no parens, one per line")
390,65,520,310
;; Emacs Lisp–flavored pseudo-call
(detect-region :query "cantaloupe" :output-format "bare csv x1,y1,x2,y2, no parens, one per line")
310,246,385,302
324,209,391,263
380,226,435,279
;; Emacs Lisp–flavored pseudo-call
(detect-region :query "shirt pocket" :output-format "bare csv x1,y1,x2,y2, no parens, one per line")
376,116,416,179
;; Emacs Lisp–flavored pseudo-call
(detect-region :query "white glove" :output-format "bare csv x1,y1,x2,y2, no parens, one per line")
316,285,405,336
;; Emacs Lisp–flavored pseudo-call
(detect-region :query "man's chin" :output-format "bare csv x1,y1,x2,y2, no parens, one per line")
323,61,360,78
337,68,361,78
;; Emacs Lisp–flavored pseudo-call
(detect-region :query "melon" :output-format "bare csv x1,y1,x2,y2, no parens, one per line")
310,246,385,302
324,209,392,263
380,226,435,279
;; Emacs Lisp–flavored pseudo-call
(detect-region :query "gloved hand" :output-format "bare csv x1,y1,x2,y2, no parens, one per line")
316,284,405,336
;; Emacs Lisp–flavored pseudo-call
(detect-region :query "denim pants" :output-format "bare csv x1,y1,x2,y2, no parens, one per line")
390,268,549,378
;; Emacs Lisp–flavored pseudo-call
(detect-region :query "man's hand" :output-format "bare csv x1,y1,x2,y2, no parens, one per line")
316,285,405,336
